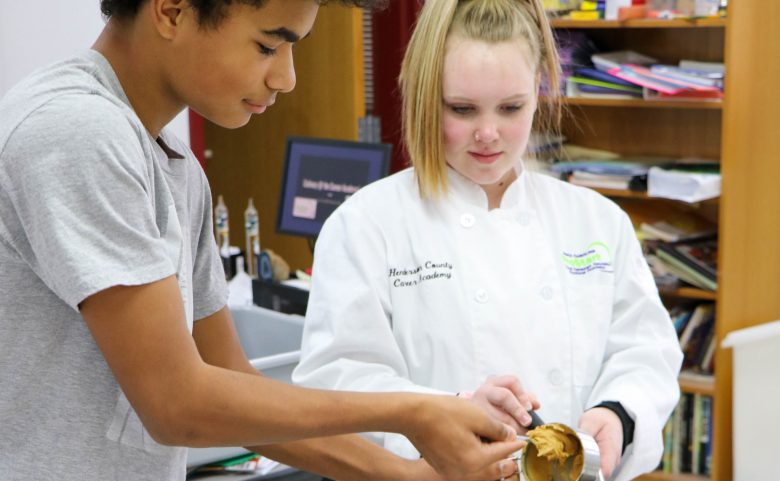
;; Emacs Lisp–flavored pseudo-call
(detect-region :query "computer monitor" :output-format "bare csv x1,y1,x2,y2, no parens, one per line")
277,136,391,239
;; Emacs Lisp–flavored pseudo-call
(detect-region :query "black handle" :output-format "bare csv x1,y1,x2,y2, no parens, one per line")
527,410,545,429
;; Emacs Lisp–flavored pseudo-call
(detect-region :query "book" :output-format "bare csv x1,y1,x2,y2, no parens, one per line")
679,59,725,75
683,313,715,370
656,249,717,290
574,67,642,88
701,396,714,475
692,326,717,372
657,238,718,281
608,64,723,95
591,50,657,72
671,394,685,474
566,77,642,99
644,87,723,101
569,76,644,94
568,171,636,190
640,211,717,243
550,160,651,176
648,166,721,203
691,394,703,474
671,307,695,336
699,333,717,373
678,304,715,350
650,64,724,88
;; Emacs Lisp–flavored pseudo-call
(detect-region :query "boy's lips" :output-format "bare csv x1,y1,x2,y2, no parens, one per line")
243,99,272,114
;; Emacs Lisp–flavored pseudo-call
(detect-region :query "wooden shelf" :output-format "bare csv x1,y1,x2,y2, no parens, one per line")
636,472,710,481
589,187,647,199
550,18,726,29
659,287,718,301
679,372,716,396
562,97,723,110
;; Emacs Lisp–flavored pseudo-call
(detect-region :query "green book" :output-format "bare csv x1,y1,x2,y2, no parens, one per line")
569,76,643,93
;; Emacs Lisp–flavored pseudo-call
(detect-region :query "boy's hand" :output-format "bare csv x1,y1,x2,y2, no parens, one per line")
408,454,521,481
578,407,623,479
466,375,540,433
404,395,524,478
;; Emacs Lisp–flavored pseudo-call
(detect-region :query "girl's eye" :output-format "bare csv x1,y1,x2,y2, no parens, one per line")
502,105,523,114
257,43,277,56
448,105,474,115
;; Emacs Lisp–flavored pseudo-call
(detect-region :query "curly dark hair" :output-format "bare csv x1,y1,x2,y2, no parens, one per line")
101,0,387,25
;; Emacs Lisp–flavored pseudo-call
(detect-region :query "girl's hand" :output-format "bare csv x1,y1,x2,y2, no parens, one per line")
466,375,540,433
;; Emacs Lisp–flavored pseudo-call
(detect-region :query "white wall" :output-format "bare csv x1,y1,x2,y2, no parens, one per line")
0,0,189,143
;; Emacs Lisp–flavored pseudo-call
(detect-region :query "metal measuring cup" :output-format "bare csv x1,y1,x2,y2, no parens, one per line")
511,412,604,481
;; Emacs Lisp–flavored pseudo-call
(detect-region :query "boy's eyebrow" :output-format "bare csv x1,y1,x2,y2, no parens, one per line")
262,27,311,43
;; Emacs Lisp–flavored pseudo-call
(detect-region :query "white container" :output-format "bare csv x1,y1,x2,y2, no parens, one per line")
721,320,780,481
187,306,305,469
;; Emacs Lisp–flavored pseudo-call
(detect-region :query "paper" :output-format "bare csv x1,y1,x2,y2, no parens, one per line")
647,167,721,203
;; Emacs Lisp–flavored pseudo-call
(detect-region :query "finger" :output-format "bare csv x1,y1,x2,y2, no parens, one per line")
486,405,523,433
476,439,526,469
489,375,526,399
516,394,537,419
486,388,531,427
477,457,518,481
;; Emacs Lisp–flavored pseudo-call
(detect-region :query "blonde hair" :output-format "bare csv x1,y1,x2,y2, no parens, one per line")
399,0,562,197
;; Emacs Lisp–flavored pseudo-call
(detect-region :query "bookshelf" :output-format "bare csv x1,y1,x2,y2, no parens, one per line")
660,287,717,302
552,3,780,480
552,12,723,481
550,18,727,29
638,473,709,481
562,97,722,110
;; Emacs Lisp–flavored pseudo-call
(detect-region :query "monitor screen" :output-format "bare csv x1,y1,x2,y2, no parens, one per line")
277,136,391,238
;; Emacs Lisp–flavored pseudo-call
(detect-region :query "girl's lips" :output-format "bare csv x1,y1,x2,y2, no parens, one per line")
469,151,502,164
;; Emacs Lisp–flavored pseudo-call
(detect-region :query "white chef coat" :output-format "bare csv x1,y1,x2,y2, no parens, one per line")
293,165,683,481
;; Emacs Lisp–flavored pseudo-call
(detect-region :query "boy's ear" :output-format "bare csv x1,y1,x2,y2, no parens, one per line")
151,0,190,40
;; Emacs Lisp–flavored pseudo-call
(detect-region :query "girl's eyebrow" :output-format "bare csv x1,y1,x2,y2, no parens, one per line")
443,93,532,102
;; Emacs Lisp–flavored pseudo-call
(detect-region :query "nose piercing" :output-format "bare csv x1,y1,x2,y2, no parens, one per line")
474,132,481,143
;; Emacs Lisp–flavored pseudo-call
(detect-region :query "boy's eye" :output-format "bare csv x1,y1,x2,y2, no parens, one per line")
257,43,277,56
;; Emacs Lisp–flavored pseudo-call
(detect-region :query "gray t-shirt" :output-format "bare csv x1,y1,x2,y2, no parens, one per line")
0,50,228,480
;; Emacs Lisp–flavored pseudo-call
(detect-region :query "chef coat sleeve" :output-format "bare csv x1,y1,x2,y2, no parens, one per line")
292,200,449,458
586,211,683,481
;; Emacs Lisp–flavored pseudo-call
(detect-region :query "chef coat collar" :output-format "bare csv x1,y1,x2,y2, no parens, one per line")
445,161,527,210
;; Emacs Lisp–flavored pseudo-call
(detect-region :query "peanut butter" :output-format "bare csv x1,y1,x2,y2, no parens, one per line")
522,423,585,481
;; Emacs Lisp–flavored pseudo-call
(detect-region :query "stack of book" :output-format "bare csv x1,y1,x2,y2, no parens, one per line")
671,303,717,373
648,161,721,203
563,50,726,101
647,237,718,291
565,67,643,99
660,392,714,476
640,209,718,291
549,159,654,190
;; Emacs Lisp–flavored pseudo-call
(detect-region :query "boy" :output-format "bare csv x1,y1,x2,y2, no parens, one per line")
0,1,523,480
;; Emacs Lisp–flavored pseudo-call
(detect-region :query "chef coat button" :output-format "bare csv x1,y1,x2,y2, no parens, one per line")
475,289,489,304
540,286,554,301
548,369,564,386
460,213,476,228
518,212,531,226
